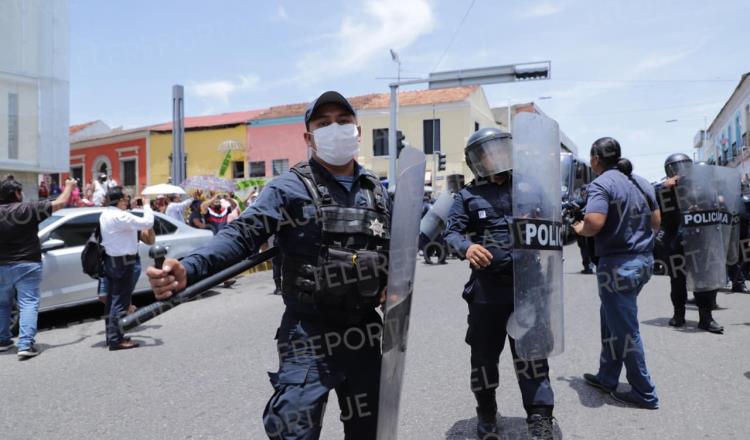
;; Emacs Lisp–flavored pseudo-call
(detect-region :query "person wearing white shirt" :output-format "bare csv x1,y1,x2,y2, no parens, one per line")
99,187,154,350
92,174,107,207
165,194,193,223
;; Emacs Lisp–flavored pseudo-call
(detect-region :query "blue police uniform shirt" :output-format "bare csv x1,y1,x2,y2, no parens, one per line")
586,168,657,257
444,181,514,304
180,158,390,315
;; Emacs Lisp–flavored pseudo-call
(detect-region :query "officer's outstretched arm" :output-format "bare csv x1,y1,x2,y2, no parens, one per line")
178,186,283,286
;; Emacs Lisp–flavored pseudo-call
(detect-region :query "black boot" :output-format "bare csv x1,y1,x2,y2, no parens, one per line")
668,306,685,327
697,307,723,334
476,407,498,439
527,413,555,440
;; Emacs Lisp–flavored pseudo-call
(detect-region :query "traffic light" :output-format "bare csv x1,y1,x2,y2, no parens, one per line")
437,153,446,171
396,130,405,157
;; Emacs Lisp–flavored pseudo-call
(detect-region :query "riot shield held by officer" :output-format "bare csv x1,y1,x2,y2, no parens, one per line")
443,125,558,440
146,91,394,440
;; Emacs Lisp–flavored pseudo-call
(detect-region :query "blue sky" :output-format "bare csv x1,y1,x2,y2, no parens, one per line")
69,0,749,180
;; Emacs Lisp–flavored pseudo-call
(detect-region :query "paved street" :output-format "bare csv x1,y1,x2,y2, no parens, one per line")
2,245,750,439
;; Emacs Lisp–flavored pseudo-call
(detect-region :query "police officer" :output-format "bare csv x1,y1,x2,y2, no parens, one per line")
656,153,723,333
147,91,391,439
444,128,555,440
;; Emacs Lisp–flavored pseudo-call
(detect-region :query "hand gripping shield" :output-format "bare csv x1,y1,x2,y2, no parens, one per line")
507,113,565,361
377,146,426,440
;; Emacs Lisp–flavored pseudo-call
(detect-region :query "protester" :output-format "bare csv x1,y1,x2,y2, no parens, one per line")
92,174,107,206
201,194,236,235
99,187,154,351
0,177,76,359
165,194,194,223
188,200,208,229
38,181,49,200
573,137,662,410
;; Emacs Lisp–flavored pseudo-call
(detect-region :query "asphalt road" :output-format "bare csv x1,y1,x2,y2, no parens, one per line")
2,245,750,439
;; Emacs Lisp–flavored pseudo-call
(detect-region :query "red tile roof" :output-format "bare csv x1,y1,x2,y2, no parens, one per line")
151,109,266,131
251,86,478,120
69,121,99,135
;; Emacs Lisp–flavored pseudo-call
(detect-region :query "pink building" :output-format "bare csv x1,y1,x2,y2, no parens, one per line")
246,103,309,178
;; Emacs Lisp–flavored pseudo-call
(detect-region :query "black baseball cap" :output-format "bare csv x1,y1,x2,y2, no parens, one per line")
304,91,356,128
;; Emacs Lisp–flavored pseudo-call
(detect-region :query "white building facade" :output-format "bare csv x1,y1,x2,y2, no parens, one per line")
0,0,69,197
694,73,750,180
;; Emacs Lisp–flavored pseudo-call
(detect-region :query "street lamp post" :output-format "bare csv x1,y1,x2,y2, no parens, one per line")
385,61,551,188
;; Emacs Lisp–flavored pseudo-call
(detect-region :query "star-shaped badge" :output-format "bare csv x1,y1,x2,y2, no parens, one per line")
369,218,385,237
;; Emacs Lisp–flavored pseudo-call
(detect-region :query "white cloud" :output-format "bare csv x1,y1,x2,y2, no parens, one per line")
277,1,288,20
296,0,434,83
518,2,565,18
186,74,260,105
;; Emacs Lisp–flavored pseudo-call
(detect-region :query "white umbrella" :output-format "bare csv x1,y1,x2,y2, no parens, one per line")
141,183,186,196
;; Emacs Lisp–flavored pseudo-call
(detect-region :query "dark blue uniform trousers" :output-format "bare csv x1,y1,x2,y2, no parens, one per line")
467,302,555,416
263,309,382,440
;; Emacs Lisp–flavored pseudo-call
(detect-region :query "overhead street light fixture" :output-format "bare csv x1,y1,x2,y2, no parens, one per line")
384,60,552,187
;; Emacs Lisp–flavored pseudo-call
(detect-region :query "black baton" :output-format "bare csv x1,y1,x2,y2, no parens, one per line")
118,247,278,332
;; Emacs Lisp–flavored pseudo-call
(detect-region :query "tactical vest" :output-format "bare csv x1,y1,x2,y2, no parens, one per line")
282,161,390,321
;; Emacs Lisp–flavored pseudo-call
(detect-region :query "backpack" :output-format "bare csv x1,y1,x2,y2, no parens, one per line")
81,225,104,279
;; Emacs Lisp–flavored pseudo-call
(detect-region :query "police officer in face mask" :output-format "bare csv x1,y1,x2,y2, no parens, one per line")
147,91,392,440
444,128,556,440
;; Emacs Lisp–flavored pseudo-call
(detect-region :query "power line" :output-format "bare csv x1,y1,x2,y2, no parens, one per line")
553,78,737,84
564,101,722,117
431,0,477,72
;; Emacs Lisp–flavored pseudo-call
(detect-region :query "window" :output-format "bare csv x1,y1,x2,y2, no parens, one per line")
70,166,83,187
49,213,101,248
474,122,480,132
249,161,265,177
153,217,178,235
131,212,178,235
272,159,289,176
121,159,137,187
232,161,245,179
373,128,388,156
8,93,18,159
423,119,441,154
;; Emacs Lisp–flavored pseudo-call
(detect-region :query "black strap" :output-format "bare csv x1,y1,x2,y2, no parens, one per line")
625,173,656,212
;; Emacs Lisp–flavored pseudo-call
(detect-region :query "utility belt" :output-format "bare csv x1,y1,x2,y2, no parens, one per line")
282,247,386,320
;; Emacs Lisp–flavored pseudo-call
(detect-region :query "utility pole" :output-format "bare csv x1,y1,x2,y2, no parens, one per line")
171,85,185,185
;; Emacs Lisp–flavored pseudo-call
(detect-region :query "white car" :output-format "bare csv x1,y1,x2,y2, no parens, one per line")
8,207,213,330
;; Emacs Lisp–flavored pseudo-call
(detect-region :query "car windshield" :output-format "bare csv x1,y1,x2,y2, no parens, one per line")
38,215,63,231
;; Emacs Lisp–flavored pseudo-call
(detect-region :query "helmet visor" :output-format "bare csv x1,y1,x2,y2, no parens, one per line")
666,160,692,178
467,137,513,177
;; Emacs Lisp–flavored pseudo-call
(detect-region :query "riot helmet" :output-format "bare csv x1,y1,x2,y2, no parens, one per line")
664,153,692,178
464,127,512,178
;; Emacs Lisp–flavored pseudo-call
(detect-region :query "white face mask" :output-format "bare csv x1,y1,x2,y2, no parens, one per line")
312,123,359,166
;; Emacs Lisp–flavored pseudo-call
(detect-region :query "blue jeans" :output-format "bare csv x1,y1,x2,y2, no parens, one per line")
103,255,140,345
595,253,659,407
263,310,382,440
0,262,43,350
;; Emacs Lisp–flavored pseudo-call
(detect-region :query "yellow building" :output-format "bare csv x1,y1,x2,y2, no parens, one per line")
148,109,265,185
355,86,498,190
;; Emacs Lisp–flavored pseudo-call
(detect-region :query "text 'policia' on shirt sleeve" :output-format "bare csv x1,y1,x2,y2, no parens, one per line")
180,182,285,286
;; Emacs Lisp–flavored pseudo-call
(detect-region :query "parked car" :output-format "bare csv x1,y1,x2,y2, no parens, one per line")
7,207,213,332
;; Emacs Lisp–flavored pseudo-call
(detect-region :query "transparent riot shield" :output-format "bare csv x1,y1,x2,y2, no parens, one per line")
716,166,742,267
377,146,426,440
419,191,454,241
508,113,565,361
679,165,738,291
